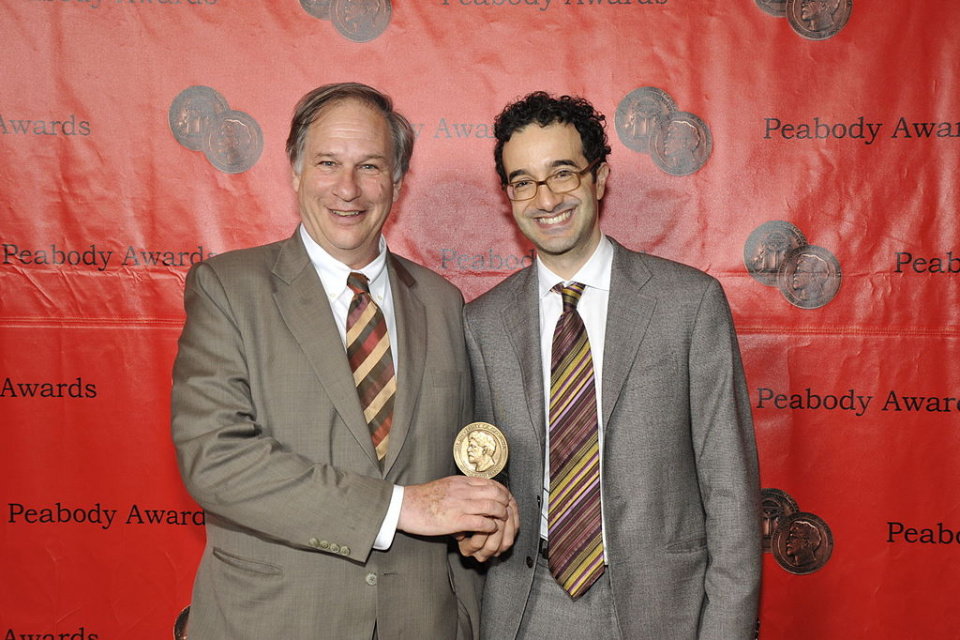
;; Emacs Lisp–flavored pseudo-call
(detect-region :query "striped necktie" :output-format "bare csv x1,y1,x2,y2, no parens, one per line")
346,272,396,464
548,282,604,598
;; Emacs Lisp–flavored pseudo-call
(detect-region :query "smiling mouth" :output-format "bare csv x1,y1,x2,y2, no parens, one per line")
536,208,573,226
332,210,363,218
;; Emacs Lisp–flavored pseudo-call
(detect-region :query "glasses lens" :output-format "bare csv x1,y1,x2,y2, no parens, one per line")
547,170,580,194
506,162,594,201
509,182,534,200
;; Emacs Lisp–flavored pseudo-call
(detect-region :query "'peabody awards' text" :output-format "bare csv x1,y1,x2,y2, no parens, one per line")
755,388,960,416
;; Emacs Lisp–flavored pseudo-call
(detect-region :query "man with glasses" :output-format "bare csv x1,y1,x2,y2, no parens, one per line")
458,91,761,639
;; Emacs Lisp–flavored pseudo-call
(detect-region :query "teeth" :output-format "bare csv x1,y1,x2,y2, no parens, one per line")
539,209,572,225
332,210,361,217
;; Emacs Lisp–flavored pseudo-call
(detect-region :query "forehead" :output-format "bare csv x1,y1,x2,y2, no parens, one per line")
303,99,393,155
502,122,585,174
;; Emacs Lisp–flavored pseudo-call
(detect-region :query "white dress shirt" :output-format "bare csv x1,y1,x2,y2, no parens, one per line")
300,225,403,550
537,235,613,555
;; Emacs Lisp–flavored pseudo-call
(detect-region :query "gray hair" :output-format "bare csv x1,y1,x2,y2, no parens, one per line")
286,82,415,182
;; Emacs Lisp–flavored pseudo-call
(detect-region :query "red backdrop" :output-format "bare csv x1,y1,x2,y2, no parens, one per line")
2,1,958,637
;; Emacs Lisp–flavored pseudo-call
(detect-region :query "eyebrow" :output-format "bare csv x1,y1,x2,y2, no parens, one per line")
507,159,579,182
312,151,390,164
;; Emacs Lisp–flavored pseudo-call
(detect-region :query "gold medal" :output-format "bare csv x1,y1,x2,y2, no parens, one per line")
453,422,508,479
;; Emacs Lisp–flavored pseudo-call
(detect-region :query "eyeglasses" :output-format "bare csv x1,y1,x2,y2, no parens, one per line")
504,158,601,202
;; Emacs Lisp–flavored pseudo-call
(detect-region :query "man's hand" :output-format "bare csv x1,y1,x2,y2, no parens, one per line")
398,476,513,538
455,492,519,562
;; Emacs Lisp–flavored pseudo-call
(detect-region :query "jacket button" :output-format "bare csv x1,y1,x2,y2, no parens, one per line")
308,538,320,548
339,546,351,556
320,540,330,550
365,573,378,586
526,556,534,568
330,543,340,553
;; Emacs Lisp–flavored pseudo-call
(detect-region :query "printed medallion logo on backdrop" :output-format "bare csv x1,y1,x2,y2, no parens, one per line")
650,112,713,177
744,221,841,309
744,221,808,287
300,0,332,19
204,110,264,174
615,87,712,176
756,0,852,40
761,488,799,552
778,244,842,309
300,0,392,42
615,87,677,154
169,86,229,152
761,488,833,575
786,0,851,40
754,0,786,17
773,512,834,574
169,86,263,174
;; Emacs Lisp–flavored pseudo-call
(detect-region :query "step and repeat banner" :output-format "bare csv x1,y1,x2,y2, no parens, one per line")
2,1,958,638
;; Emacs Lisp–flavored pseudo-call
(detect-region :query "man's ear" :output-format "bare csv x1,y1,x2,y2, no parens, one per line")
595,162,610,200
291,165,302,193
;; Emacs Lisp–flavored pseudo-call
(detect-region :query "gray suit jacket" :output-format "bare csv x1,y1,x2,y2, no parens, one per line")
171,231,481,639
464,239,761,640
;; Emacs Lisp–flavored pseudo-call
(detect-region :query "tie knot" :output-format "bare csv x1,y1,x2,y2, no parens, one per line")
553,282,585,312
347,272,371,295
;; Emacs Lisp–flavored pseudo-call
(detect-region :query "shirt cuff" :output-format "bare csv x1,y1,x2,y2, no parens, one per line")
373,484,404,550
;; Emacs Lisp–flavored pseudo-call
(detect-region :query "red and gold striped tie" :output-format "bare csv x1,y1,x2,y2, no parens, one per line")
548,282,604,599
346,272,396,464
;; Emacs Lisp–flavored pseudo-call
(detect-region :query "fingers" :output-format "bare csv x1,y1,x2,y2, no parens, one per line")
457,529,501,562
456,497,520,562
474,530,503,563
496,497,518,554
458,532,490,557
442,477,513,519
457,514,501,535
398,476,513,537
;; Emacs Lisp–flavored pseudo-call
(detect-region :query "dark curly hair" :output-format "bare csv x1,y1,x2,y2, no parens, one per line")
493,91,611,186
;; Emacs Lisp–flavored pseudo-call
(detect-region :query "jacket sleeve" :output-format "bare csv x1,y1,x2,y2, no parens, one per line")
171,260,393,560
689,279,762,639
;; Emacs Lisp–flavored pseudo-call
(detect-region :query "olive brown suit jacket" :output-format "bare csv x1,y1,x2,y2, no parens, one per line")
171,230,481,639
464,239,761,640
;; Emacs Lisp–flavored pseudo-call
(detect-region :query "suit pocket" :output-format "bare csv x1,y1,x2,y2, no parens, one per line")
212,547,283,576
207,547,287,631
635,352,682,397
427,370,464,421
665,535,707,554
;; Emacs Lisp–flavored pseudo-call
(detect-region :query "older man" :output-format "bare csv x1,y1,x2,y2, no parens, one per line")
172,82,516,639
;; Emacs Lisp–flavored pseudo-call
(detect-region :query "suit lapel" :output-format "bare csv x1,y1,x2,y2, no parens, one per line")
271,232,380,468
502,267,547,448
602,240,656,428
381,254,424,476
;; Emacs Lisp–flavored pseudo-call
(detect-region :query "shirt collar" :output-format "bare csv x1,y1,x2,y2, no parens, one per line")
299,224,389,297
536,234,613,300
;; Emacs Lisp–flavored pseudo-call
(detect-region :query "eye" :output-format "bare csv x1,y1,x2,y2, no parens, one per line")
551,169,576,180
317,160,338,171
358,163,383,174
511,179,533,190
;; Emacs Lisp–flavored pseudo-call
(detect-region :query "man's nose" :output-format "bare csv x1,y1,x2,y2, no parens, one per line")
532,181,563,211
333,169,361,200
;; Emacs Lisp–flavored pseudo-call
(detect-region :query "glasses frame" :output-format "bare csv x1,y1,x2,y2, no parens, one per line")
504,158,601,202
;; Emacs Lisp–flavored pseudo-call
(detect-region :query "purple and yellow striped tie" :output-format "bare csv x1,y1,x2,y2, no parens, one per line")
346,272,396,464
548,282,604,599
